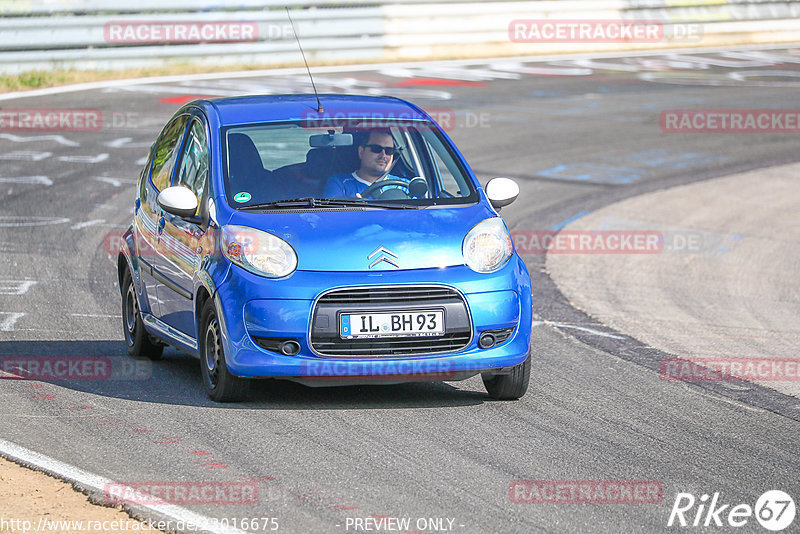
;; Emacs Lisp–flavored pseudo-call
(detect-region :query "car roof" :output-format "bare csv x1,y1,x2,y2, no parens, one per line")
196,94,430,126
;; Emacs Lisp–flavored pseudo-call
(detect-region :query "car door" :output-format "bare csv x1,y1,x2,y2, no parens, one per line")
152,115,210,338
135,113,190,318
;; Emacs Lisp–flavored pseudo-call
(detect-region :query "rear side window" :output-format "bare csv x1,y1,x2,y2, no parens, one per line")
151,115,189,191
138,150,153,202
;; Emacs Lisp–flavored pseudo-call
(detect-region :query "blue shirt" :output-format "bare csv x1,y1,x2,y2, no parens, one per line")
323,172,408,198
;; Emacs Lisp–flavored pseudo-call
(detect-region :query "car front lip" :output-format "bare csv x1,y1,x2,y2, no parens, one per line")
212,257,532,379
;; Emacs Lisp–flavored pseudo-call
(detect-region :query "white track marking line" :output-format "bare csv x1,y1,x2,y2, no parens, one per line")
0,133,79,147
57,153,108,164
93,203,121,210
94,176,136,187
0,280,37,295
492,62,593,76
0,216,70,227
551,323,626,339
70,219,106,230
533,320,626,339
0,151,51,161
103,137,132,148
103,137,151,149
69,313,117,318
0,438,247,534
0,176,52,186
0,312,24,331
0,43,793,102
678,383,766,413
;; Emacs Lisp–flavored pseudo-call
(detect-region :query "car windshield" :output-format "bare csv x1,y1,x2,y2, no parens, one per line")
221,119,478,209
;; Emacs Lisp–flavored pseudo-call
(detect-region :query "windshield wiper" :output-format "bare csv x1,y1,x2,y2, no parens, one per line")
240,197,416,210
239,197,320,210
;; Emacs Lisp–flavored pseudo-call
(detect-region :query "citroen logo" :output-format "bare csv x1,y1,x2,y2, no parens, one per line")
367,246,399,269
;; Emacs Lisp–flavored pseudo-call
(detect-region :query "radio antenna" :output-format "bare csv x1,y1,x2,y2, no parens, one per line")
286,7,323,113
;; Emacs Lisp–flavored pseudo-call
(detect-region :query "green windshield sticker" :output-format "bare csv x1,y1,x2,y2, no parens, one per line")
234,192,251,203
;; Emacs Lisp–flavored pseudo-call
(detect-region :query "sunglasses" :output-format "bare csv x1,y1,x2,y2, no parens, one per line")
364,144,397,156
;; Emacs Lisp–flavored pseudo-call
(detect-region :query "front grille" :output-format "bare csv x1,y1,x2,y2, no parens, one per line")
318,286,459,305
310,285,472,357
311,332,472,357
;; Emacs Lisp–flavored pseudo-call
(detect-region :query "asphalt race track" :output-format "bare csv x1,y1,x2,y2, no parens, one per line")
1,45,799,533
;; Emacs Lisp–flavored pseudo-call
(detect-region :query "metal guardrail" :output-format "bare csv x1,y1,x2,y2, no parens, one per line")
1,1,799,74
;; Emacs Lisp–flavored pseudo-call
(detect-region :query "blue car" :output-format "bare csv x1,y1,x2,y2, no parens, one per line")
118,94,532,402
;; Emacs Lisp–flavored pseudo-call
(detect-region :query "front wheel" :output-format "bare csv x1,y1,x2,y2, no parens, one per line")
199,299,249,402
121,269,163,360
482,352,530,400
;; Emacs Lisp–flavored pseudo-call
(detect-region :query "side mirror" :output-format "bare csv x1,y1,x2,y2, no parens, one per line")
157,186,198,219
485,177,519,210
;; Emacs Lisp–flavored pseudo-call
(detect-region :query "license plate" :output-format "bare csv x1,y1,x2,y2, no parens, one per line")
340,310,444,339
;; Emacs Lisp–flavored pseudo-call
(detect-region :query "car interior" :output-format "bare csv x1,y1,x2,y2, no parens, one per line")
227,129,420,202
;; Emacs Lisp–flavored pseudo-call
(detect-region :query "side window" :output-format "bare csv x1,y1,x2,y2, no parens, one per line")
392,130,419,178
176,119,209,213
138,148,153,201
151,115,189,192
415,129,471,199
429,143,461,197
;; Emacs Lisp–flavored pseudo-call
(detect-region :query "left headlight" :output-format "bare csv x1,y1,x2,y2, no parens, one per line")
221,225,297,278
463,217,513,273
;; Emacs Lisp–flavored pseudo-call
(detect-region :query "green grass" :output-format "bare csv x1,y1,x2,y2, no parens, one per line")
0,62,306,93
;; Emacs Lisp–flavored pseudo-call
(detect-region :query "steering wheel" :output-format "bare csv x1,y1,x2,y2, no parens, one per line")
360,179,412,199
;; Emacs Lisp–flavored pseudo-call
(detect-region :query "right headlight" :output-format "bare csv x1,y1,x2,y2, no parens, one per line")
221,225,297,278
462,217,513,273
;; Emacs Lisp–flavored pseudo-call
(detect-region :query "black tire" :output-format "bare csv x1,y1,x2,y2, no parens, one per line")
199,299,249,402
122,269,163,360
482,352,530,400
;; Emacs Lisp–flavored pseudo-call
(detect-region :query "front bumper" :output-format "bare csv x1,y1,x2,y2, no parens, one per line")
212,256,532,380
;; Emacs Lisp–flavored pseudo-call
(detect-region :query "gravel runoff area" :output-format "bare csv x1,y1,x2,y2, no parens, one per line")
0,456,164,533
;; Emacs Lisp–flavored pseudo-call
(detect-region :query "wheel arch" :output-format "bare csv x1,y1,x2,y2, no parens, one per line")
117,224,137,292
194,272,216,341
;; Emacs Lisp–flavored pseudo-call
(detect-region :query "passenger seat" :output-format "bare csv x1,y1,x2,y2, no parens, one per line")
227,133,277,201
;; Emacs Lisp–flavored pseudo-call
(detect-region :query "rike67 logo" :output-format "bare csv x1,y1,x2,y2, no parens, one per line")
668,490,795,531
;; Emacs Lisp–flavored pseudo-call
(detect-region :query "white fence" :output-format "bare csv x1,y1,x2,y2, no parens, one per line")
0,1,799,74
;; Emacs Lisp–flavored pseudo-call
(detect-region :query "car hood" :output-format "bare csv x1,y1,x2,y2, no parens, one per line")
224,203,498,272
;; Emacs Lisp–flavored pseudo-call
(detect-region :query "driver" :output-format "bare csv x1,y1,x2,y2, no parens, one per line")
323,130,409,198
